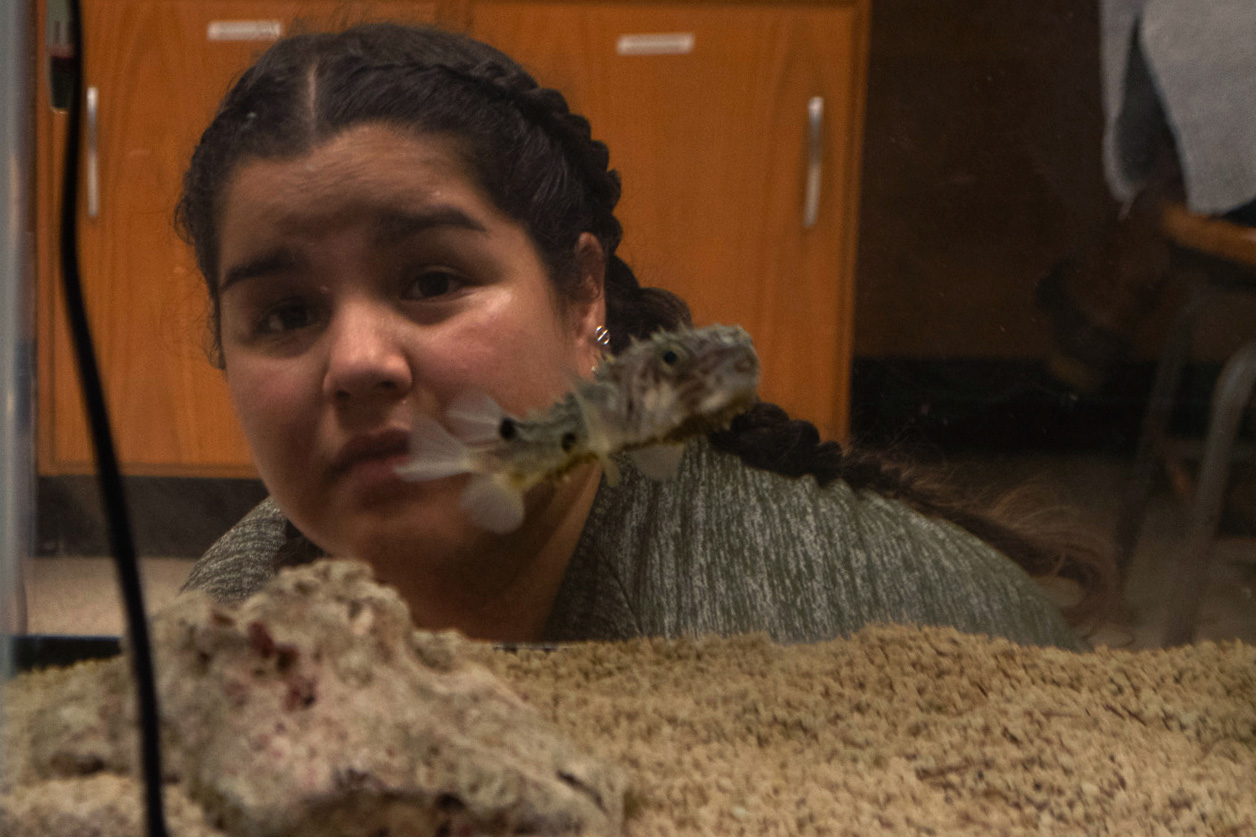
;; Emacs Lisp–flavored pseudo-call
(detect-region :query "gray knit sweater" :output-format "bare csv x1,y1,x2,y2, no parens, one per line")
183,440,1083,650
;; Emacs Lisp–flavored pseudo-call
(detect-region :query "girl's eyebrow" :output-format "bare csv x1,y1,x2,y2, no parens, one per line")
220,249,300,293
219,206,488,291
374,206,487,246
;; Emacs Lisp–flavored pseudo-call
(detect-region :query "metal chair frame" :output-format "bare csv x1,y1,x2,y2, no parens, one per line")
1112,205,1256,646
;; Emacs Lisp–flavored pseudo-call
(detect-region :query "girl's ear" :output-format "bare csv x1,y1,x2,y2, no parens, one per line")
573,232,607,344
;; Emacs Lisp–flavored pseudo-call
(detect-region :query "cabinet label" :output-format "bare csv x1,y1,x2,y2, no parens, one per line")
207,21,284,42
616,33,695,56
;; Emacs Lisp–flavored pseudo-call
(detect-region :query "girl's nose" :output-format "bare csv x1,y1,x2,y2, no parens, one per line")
322,302,413,403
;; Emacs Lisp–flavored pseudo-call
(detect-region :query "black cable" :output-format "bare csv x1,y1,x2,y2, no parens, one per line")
59,2,168,834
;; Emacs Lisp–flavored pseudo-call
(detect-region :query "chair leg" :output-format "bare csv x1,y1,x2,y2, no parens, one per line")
1161,340,1256,646
1113,293,1209,582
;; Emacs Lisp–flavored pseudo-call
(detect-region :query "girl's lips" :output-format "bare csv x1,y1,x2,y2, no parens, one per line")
341,450,413,491
329,429,423,498
331,428,411,475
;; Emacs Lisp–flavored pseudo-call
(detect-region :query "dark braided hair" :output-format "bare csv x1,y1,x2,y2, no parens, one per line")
177,22,686,365
177,22,1116,629
708,404,1118,627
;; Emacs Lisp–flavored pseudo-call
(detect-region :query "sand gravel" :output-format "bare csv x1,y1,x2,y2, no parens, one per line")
3,560,1254,835
481,626,1256,835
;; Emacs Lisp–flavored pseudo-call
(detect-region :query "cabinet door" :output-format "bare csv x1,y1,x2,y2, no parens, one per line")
471,1,868,440
37,0,440,476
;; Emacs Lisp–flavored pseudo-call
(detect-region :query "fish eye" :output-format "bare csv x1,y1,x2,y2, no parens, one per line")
499,418,517,440
560,431,577,452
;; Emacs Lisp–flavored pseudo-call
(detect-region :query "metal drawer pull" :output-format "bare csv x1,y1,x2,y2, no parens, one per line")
803,95,823,229
207,20,283,42
86,85,99,219
616,33,694,56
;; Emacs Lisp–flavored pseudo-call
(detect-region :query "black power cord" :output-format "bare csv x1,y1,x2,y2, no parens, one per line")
59,2,169,834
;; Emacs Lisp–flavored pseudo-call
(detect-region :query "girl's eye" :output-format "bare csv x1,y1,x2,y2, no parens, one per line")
403,269,465,300
257,300,316,335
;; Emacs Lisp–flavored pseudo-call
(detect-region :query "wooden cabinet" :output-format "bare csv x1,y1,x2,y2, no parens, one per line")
36,0,867,476
471,1,869,440
36,0,444,476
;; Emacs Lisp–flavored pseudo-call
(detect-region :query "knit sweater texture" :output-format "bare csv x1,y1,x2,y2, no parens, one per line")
182,440,1083,650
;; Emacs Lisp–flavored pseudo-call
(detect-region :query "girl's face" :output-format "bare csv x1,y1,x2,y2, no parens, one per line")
215,124,604,568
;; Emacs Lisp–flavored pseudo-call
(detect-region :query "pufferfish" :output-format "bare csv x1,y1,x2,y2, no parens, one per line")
394,324,761,533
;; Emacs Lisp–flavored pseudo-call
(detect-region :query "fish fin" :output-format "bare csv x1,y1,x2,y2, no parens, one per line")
600,456,622,487
445,390,507,444
395,415,474,481
572,383,616,461
628,443,686,480
461,475,526,534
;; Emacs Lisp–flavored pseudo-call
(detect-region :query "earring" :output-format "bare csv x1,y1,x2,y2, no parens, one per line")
591,325,611,372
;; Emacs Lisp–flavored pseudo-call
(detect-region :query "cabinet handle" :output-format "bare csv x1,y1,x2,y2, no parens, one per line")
86,85,99,218
803,95,823,229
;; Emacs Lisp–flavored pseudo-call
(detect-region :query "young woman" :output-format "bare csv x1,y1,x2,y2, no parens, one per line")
179,23,1113,649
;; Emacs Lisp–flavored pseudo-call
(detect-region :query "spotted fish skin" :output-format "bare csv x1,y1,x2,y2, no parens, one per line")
578,324,761,458
396,324,760,533
467,394,591,492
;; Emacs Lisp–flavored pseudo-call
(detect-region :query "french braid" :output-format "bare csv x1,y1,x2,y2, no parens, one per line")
423,58,694,351
708,404,1116,627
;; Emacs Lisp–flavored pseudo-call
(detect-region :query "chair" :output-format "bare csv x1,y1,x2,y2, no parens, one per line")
1112,200,1256,646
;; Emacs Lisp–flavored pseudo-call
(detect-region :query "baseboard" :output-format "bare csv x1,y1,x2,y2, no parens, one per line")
36,475,268,558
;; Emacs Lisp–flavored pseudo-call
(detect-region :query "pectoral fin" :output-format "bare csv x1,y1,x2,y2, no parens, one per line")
461,475,527,534
572,384,615,460
628,443,686,480
600,456,622,487
395,415,474,481
445,389,508,444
